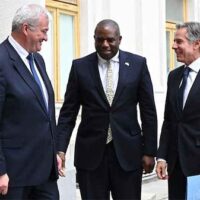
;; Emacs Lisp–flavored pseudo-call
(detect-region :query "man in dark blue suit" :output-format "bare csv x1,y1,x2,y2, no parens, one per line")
57,19,157,199
0,4,61,200
156,22,200,200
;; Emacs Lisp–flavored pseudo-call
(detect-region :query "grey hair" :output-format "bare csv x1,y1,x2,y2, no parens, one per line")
94,19,121,37
12,4,49,32
176,22,200,42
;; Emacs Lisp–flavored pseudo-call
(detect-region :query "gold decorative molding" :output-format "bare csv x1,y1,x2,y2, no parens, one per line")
52,0,77,5
183,0,188,22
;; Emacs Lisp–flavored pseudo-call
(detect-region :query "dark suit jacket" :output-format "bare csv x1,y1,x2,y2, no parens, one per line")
57,50,157,171
0,39,58,187
157,65,200,176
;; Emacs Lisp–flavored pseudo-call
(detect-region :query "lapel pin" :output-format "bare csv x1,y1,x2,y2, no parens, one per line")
125,62,130,67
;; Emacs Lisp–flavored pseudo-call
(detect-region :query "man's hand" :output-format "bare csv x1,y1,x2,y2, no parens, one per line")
142,155,155,174
156,160,168,180
0,174,9,195
57,152,66,177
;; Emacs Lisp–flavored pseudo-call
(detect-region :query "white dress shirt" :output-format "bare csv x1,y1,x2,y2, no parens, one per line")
8,35,49,107
182,57,200,108
97,52,119,94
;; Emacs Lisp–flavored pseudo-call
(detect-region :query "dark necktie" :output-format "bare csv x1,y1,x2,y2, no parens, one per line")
27,53,48,110
178,67,190,110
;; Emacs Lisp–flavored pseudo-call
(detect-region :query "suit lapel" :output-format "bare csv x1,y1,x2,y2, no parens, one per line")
34,54,53,114
89,54,109,106
112,51,130,106
174,66,185,116
5,40,48,114
184,69,200,111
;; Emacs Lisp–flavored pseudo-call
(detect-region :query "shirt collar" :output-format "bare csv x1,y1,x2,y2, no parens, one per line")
97,51,119,65
188,57,200,73
8,35,29,59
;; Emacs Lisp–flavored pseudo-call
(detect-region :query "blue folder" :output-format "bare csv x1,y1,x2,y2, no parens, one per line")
187,174,200,200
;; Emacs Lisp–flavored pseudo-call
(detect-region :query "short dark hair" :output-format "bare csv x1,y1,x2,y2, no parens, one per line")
94,19,121,37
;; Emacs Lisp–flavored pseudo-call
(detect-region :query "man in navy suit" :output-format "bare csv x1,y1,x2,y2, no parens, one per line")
156,22,200,200
0,4,61,200
57,19,157,199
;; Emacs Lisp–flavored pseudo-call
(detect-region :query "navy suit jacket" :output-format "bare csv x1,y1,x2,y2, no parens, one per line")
157,65,200,176
0,39,58,186
57,50,157,171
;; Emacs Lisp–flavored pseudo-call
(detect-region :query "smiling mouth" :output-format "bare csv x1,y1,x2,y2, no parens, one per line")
175,51,181,55
176,53,182,57
101,50,111,54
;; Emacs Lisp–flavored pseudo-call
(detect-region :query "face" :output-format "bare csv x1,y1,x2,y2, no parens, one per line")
172,28,200,65
94,25,122,60
25,14,49,53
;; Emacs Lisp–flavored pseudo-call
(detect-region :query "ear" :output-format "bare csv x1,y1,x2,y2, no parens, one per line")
22,23,29,36
193,40,200,50
119,36,122,44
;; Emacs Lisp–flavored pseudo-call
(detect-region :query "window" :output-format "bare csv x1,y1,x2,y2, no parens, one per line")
166,22,176,72
166,0,187,72
44,0,80,102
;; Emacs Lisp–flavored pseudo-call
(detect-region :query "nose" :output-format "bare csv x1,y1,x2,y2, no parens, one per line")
102,39,109,47
43,33,48,41
172,42,177,49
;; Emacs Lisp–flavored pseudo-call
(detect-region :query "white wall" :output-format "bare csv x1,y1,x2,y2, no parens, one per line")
0,0,45,42
188,0,200,21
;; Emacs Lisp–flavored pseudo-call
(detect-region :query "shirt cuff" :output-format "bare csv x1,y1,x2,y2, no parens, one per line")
157,158,167,163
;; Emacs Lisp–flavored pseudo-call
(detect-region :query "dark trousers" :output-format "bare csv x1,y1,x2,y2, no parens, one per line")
0,179,59,200
168,160,186,200
77,142,142,200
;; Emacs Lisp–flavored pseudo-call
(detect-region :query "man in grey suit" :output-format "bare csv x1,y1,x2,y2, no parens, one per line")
57,19,157,200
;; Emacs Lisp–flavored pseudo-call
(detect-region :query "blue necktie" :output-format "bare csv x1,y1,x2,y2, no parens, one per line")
178,67,190,110
27,53,48,110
